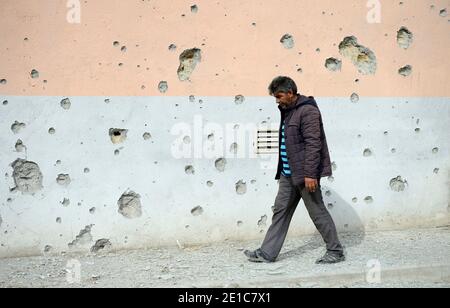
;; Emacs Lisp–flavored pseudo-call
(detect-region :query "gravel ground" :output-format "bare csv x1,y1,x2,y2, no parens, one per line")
0,226,449,288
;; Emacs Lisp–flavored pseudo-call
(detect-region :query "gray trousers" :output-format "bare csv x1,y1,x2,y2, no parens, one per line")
260,175,343,261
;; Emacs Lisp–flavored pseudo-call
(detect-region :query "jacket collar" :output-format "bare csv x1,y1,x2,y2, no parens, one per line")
278,94,317,113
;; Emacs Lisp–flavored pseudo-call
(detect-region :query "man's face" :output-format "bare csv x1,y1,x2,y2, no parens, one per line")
274,91,296,108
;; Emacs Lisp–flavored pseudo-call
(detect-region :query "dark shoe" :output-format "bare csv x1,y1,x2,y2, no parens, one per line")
315,251,345,264
243,249,274,263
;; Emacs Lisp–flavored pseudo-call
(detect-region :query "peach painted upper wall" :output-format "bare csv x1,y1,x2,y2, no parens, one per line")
0,0,449,97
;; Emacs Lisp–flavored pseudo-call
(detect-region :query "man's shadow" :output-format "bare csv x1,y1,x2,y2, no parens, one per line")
278,186,365,260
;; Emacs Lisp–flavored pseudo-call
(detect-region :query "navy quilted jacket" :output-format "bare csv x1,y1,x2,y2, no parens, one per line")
275,94,332,186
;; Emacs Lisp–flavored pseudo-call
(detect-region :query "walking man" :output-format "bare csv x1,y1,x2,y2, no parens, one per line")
244,76,345,264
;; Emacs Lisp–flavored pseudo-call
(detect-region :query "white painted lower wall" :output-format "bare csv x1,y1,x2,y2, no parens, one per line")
0,96,449,258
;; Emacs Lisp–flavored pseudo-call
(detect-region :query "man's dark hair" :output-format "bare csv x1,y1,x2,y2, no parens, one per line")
268,76,298,95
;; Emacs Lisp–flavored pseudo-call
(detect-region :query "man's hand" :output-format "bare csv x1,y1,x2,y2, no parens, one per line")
305,177,318,193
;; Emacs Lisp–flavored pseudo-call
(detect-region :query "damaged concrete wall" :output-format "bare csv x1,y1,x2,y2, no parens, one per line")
0,0,449,257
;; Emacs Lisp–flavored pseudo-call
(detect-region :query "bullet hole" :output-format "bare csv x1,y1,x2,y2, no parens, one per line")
190,4,198,13
384,131,389,135
433,168,439,174
169,44,177,51
235,180,247,195
390,176,408,192
83,167,90,174
297,68,303,74
30,69,39,79
56,217,62,224
56,160,61,165
158,81,168,93
177,48,202,81
60,98,71,110
325,58,342,71
432,147,439,154
207,133,214,141
350,93,359,103
44,245,52,253
7,198,12,203
235,95,245,104
237,221,243,227
198,99,203,104
183,136,191,144
61,198,70,207
363,148,372,157
280,34,294,49
391,148,397,153
2,100,7,105
11,159,43,193
104,98,110,104
316,48,321,53
440,9,447,17
215,158,227,172
357,134,362,138
352,197,358,203
121,46,127,52
113,41,120,47
0,79,7,85
109,128,128,144
141,85,146,90
91,239,111,253
118,190,142,219
11,121,26,134
185,165,195,175
325,190,332,197
189,95,195,102
15,139,25,152
89,207,96,214
191,206,203,216
114,149,120,156
207,181,214,187
364,196,373,204
48,127,56,134
68,225,94,247
327,203,334,209
415,128,420,133
143,132,152,140
399,65,412,77
331,162,337,171
327,176,334,182
230,143,238,154
397,27,413,49
257,215,267,227
56,174,71,186
339,36,377,75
